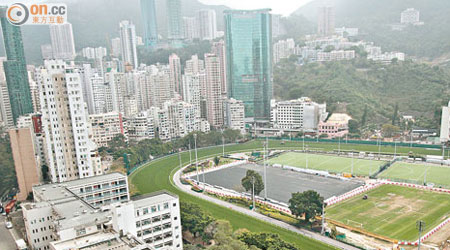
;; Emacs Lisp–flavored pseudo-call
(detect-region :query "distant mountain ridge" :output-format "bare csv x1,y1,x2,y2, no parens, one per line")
0,0,230,63
292,0,450,60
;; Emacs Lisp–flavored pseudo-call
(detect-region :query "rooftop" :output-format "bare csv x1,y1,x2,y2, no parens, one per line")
131,191,178,208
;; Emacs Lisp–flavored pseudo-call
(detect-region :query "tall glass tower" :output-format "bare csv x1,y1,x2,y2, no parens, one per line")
0,6,33,124
140,0,158,48
224,9,272,120
167,0,183,42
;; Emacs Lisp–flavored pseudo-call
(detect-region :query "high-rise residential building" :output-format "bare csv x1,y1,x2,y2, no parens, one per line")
140,0,158,48
111,37,122,57
49,23,76,60
182,73,202,117
9,127,41,201
184,54,204,74
440,101,450,143
169,53,182,95
37,60,97,183
148,66,174,109
211,40,227,95
224,9,273,120
164,99,198,139
127,111,155,141
119,20,138,69
197,9,217,40
167,0,183,41
401,8,421,24
0,57,13,128
273,38,295,64
105,69,126,113
89,112,126,147
272,14,283,38
317,6,335,37
223,98,245,134
0,6,34,124
204,53,223,128
40,44,53,59
81,46,107,59
182,17,200,41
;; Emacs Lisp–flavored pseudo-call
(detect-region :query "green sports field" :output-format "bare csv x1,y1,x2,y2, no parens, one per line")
267,151,384,176
379,162,450,187
326,184,450,241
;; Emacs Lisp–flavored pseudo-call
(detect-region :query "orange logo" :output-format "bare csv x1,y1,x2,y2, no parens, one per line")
6,3,67,26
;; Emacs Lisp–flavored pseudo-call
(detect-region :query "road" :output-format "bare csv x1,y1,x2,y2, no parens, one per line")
174,167,359,250
0,215,17,249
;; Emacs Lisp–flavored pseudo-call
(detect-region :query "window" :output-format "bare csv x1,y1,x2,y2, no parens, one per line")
163,202,169,209
143,208,148,214
151,206,157,212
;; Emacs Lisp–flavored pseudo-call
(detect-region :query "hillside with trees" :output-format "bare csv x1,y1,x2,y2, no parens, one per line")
293,0,450,60
0,134,16,197
274,58,450,129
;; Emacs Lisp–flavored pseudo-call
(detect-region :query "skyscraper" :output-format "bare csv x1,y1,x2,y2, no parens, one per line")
211,40,227,95
204,53,223,128
0,6,34,124
49,23,76,60
169,53,182,95
197,9,217,40
183,17,200,41
37,60,97,183
317,6,335,37
224,9,273,120
119,20,138,69
167,0,183,40
140,0,158,48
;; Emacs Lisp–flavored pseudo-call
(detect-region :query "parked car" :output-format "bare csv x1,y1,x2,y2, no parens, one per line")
5,221,13,229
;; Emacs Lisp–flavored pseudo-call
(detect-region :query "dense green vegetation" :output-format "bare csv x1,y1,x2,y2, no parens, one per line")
138,40,212,67
274,59,450,128
294,0,450,60
0,134,15,197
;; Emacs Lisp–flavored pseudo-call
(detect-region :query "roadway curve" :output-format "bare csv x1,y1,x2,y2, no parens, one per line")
173,161,359,250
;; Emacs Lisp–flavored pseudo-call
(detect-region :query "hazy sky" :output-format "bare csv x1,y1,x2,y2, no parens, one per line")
199,0,315,16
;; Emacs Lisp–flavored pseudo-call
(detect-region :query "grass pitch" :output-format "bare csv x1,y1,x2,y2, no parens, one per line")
326,184,450,241
267,151,384,176
379,162,450,187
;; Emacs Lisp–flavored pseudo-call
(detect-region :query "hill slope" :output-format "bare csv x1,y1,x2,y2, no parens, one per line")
274,59,450,128
293,0,450,59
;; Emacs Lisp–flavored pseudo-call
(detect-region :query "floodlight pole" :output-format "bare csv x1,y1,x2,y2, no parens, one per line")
222,128,225,156
394,141,397,159
338,137,341,155
302,134,305,151
264,138,268,200
252,176,256,211
378,139,381,160
321,202,326,235
194,134,199,183
178,148,182,169
416,220,425,250
351,150,354,175
188,141,192,164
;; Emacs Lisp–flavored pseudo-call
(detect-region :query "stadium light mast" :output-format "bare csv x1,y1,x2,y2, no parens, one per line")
222,128,225,156
338,137,341,155
302,132,305,151
378,139,381,160
194,134,199,183
351,150,354,175
264,138,268,200
321,202,326,235
423,168,428,185
189,141,192,164
178,148,182,169
416,220,425,250
252,176,256,211
394,141,397,159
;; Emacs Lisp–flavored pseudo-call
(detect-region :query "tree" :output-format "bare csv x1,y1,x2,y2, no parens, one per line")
236,231,298,250
348,119,360,134
381,123,400,138
180,202,215,242
241,170,265,198
360,105,368,127
392,103,399,125
214,156,220,166
288,190,324,226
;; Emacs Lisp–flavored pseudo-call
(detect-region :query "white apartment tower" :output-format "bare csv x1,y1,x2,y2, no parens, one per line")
182,17,199,41
210,40,227,95
169,53,182,95
37,60,96,183
317,6,335,37
204,53,223,128
440,101,450,143
119,20,139,69
197,9,217,40
223,98,245,134
49,23,76,60
401,8,420,24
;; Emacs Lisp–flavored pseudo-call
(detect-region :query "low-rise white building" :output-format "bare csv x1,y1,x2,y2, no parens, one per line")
440,101,450,143
22,173,182,250
127,111,156,141
271,98,327,131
